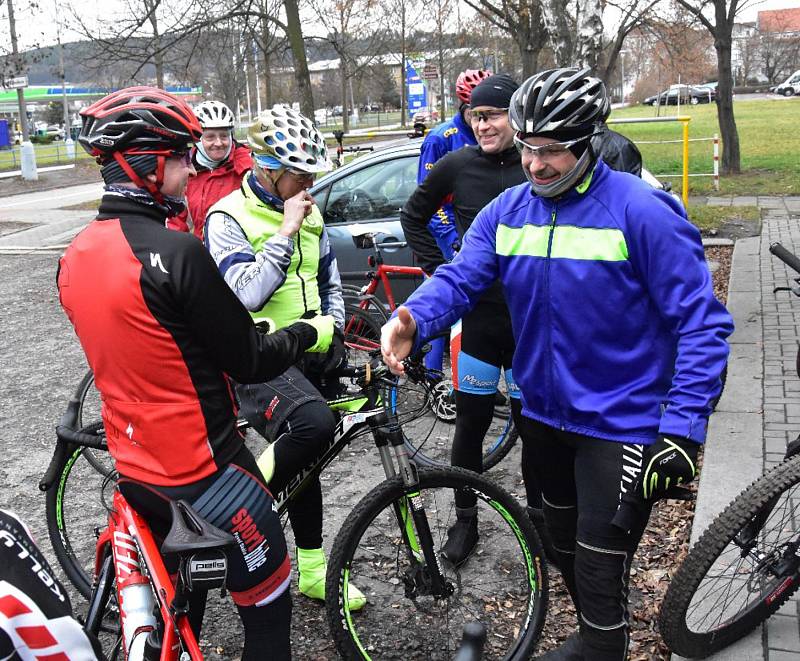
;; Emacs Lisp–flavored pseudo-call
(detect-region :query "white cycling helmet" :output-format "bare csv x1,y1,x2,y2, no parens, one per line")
248,105,332,174
194,100,235,130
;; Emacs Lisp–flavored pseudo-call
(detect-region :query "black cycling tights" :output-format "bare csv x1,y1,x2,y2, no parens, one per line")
451,393,542,511
270,399,336,550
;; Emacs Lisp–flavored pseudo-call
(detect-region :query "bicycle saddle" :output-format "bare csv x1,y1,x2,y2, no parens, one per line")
161,500,235,555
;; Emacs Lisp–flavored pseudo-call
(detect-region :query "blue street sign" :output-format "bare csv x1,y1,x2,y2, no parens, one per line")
405,60,427,118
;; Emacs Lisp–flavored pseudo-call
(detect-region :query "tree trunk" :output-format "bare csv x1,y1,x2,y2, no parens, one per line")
540,0,574,65
575,0,603,69
516,31,539,79
714,33,741,173
144,0,164,88
263,49,272,109
341,59,350,133
283,0,315,118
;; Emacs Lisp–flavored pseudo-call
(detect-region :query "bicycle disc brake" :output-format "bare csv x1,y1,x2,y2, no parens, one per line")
430,381,456,422
402,563,457,612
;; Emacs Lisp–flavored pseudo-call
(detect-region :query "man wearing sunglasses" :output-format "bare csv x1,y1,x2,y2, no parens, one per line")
400,74,553,567
382,68,733,660
203,106,367,612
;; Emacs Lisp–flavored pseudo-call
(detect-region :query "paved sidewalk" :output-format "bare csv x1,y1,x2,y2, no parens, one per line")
675,196,800,661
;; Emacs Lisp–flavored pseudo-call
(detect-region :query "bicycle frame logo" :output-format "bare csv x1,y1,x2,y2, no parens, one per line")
112,529,148,588
273,407,383,509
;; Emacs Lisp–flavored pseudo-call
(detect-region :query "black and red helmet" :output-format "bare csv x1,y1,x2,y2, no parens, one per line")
79,86,202,161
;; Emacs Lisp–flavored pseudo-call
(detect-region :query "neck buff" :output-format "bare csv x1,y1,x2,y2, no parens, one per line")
247,171,285,211
104,183,187,217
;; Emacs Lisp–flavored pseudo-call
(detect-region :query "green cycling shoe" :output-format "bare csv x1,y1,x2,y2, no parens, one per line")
296,547,366,611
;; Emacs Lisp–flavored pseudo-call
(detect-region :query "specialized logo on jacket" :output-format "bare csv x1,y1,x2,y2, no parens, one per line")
231,508,270,572
443,127,459,138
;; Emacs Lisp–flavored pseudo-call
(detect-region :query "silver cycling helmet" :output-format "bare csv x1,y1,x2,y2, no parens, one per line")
510,68,607,198
248,105,332,174
194,100,235,130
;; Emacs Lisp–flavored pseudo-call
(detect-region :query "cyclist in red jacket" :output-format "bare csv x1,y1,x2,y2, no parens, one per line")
167,100,252,239
58,87,333,660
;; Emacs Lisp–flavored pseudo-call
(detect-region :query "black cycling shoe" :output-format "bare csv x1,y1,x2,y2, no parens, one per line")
441,509,478,568
535,632,584,660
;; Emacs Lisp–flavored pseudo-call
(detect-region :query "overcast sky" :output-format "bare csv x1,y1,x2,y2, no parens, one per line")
4,0,800,65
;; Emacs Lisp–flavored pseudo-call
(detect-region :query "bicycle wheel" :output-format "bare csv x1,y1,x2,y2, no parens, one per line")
394,367,519,470
325,466,547,660
74,369,114,477
45,423,116,599
343,306,383,367
660,455,800,658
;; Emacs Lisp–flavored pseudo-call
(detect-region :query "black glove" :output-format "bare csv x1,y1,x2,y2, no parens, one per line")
322,326,347,375
641,435,699,500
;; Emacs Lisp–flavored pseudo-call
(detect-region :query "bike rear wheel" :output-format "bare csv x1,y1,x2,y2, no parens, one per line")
660,455,800,658
45,423,116,598
325,466,547,660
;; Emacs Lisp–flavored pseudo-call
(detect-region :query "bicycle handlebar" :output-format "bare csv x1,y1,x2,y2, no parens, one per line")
770,243,800,275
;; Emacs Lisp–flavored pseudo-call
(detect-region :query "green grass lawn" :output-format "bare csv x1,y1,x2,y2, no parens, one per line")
609,99,800,196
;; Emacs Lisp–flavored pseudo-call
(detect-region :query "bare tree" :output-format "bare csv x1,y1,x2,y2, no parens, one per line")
599,0,659,88
672,0,762,173
758,17,800,84
462,0,548,78
308,0,387,132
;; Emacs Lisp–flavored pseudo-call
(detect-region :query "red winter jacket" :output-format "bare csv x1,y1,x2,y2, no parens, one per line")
168,143,253,239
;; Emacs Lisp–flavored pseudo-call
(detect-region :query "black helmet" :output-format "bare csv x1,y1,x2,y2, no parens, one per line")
79,86,202,161
509,68,607,136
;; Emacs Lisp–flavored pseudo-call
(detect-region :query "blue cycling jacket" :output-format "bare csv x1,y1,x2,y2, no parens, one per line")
417,111,476,261
403,160,734,445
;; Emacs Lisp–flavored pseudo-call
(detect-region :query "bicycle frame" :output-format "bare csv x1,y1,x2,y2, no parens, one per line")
90,490,202,660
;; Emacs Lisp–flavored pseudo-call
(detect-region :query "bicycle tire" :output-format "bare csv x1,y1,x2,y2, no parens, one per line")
74,369,114,477
45,422,115,599
343,306,383,366
660,455,800,658
394,369,519,471
325,466,547,660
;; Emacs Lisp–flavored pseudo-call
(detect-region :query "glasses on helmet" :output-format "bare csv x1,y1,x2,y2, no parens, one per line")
472,109,508,123
513,133,594,160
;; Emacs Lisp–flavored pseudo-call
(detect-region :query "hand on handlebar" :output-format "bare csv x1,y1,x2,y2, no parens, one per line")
381,306,417,375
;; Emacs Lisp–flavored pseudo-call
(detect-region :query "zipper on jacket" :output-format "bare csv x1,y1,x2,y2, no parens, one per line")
544,205,565,431
296,237,309,315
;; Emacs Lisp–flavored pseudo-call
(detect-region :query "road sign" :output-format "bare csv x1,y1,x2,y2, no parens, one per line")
422,65,439,80
4,76,28,90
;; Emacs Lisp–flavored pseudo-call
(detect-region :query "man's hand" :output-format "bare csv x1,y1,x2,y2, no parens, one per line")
641,435,699,500
279,190,315,237
381,306,417,375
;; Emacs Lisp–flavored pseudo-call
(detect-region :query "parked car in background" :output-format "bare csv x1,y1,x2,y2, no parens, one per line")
770,70,800,96
643,84,716,106
310,139,679,303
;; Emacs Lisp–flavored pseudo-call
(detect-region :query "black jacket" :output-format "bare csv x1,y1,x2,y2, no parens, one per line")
401,145,526,277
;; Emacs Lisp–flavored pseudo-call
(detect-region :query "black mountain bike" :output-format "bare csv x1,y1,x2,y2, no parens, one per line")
42,351,547,660
659,242,800,658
